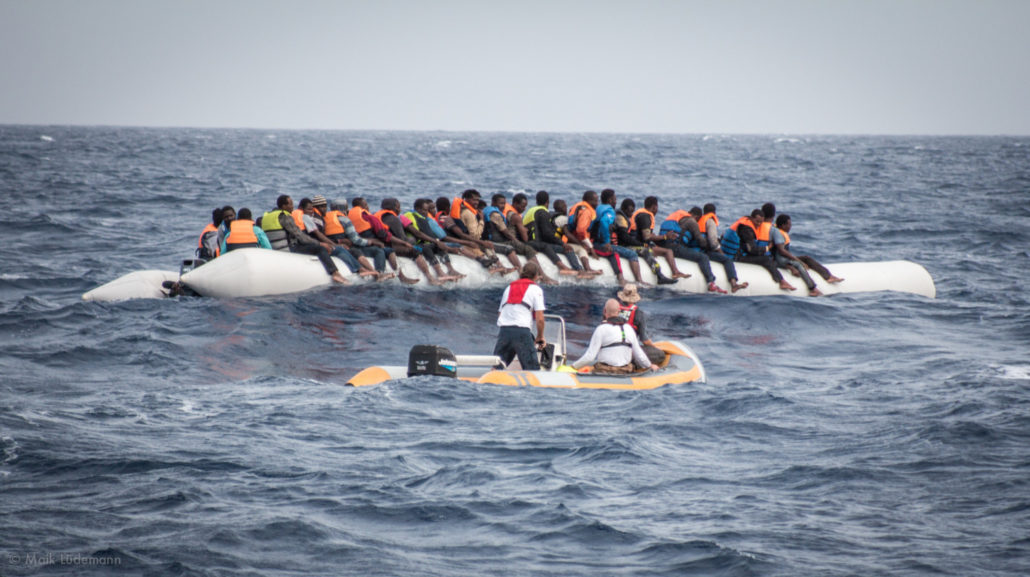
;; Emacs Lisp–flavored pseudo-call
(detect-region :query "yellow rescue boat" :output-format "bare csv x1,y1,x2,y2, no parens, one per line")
347,315,706,390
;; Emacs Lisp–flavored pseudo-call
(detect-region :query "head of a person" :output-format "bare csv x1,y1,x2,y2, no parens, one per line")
276,194,292,211
535,190,549,207
603,298,622,319
553,199,568,214
211,207,224,226
221,205,236,223
762,202,776,221
298,198,314,214
331,199,347,212
381,198,400,213
414,198,432,215
237,208,252,221
422,198,438,216
776,213,791,231
491,193,507,209
617,283,641,305
436,196,451,213
583,190,599,208
749,209,764,226
512,193,528,213
644,196,659,213
619,198,635,215
311,195,327,214
689,206,703,219
600,188,616,207
462,189,480,203
703,203,716,215
520,261,540,280
352,197,366,210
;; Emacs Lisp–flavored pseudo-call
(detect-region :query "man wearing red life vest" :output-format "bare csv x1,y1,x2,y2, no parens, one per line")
494,262,546,370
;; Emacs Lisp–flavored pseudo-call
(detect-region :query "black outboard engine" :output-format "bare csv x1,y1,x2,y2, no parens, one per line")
407,345,458,378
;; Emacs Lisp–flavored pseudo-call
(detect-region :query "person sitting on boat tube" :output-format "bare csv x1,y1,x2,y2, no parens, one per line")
770,214,844,296
494,262,546,371
272,195,349,285
573,298,657,374
219,208,272,253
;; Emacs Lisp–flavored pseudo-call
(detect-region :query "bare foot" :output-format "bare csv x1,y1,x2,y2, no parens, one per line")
438,275,462,283
358,270,379,278
558,269,579,276
399,273,420,285
827,276,844,284
448,270,467,279
809,288,823,297
779,280,796,291
731,281,748,293
376,272,396,282
331,272,350,285
576,270,597,280
673,272,692,279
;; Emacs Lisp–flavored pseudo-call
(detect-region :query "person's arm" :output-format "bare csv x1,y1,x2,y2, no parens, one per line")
534,310,546,347
572,327,604,369
280,212,318,246
706,224,722,252
342,218,370,247
219,233,228,255
255,227,272,249
635,309,652,346
490,213,517,242
771,229,800,261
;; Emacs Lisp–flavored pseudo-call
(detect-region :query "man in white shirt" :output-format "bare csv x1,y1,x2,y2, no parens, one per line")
573,299,657,373
494,262,546,370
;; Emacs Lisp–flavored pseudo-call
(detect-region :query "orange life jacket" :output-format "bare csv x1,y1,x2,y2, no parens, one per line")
374,209,398,222
568,201,596,240
663,209,692,227
730,216,758,236
197,223,220,258
324,210,346,236
349,207,371,234
628,208,654,234
291,209,306,230
697,212,719,235
758,221,772,244
449,197,479,221
226,219,259,246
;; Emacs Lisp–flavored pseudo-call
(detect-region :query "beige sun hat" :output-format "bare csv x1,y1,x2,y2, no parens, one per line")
617,283,641,303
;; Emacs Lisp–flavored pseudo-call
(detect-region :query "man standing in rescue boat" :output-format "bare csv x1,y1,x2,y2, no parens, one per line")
494,261,546,370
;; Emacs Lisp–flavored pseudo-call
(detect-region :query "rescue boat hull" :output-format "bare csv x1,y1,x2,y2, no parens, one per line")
347,340,707,390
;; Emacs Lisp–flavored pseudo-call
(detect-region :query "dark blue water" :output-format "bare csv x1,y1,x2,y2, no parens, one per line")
2,126,1029,576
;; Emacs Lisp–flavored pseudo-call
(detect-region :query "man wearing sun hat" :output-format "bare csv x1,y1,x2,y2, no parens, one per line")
615,283,667,365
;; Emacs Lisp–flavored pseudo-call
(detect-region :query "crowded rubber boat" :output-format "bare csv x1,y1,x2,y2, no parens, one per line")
82,189,936,301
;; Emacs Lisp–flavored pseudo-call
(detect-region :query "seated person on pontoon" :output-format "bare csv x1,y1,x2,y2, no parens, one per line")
572,299,658,373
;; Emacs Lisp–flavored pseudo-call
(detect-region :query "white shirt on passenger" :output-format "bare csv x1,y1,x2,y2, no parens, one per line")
496,283,545,329
573,321,652,369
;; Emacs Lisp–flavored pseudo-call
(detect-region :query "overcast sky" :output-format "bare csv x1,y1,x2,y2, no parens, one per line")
2,0,1027,135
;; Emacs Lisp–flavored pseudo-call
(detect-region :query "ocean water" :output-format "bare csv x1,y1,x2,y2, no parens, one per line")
1,126,1028,576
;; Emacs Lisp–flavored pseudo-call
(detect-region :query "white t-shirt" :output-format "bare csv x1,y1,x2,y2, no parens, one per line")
496,282,545,329
573,322,651,369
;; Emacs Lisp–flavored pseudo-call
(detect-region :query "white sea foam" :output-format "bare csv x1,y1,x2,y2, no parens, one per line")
996,364,1030,380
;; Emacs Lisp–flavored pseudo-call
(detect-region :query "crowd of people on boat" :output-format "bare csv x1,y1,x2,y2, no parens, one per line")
196,188,842,295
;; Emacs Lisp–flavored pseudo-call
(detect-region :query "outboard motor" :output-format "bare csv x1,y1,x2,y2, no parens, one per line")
407,345,458,378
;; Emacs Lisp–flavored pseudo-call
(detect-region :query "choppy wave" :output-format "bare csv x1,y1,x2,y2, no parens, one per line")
1,126,1028,576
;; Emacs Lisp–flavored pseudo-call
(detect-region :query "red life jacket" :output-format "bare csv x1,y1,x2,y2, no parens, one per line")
618,303,638,329
504,278,537,310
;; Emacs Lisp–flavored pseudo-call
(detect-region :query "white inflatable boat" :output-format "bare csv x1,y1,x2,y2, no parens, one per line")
82,248,936,302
